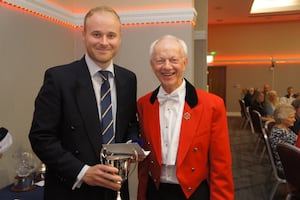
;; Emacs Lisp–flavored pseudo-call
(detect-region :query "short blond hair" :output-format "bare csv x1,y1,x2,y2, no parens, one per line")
83,6,121,31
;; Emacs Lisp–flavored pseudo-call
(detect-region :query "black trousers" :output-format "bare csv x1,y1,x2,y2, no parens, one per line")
146,177,209,200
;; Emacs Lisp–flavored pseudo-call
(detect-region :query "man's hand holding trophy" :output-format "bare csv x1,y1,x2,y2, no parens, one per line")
82,163,123,191
100,142,148,200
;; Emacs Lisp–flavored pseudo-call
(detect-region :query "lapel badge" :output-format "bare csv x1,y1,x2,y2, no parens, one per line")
183,112,191,120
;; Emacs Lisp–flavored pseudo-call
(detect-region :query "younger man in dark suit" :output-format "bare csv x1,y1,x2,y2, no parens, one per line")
29,6,139,200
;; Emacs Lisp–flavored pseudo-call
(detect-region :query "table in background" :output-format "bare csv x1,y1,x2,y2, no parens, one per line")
0,184,43,200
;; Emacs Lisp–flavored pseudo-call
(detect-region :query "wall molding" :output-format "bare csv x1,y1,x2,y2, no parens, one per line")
3,0,197,26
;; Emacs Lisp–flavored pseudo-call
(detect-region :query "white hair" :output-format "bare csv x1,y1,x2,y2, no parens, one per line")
273,104,295,123
149,35,188,59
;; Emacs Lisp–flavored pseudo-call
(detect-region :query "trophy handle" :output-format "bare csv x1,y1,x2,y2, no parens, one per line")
128,149,138,177
100,147,108,164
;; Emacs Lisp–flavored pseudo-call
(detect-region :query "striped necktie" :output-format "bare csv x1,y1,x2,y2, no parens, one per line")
99,71,114,144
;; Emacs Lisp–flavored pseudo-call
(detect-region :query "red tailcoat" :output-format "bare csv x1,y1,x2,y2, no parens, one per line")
137,80,234,199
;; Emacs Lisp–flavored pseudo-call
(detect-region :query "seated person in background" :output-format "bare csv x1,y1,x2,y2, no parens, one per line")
279,86,297,105
263,83,271,101
250,91,273,121
243,87,255,107
263,83,271,95
291,98,300,135
240,88,248,99
269,104,298,175
264,90,279,117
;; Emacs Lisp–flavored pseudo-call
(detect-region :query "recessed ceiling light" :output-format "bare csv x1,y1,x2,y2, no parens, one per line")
251,0,300,14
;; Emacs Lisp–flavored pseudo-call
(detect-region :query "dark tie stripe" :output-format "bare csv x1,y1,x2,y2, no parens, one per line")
99,71,114,144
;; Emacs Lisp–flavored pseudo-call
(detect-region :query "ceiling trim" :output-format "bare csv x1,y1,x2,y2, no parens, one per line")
119,8,197,25
3,0,197,26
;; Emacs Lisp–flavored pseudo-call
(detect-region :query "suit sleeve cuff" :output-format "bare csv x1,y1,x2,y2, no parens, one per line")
72,165,90,190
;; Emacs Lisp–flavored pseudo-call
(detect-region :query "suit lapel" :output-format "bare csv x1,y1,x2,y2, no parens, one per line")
177,80,201,166
75,59,102,159
113,65,124,142
149,100,163,164
148,88,164,165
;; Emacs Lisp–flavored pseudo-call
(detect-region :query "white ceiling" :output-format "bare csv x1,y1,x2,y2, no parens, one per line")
46,0,300,24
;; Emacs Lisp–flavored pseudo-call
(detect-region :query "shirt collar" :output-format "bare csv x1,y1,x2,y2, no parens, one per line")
157,79,186,103
85,54,115,78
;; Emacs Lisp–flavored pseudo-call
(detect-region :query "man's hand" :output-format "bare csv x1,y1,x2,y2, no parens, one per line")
82,164,122,191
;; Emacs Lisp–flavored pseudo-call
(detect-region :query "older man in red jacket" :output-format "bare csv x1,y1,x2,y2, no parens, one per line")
137,35,234,200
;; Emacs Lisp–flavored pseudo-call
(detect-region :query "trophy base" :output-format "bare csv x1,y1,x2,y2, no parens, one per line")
11,174,36,192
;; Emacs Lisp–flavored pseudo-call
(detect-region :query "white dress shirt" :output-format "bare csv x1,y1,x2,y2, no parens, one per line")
85,54,117,130
157,80,186,184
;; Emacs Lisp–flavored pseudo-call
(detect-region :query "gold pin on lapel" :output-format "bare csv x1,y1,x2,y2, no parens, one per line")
184,112,191,120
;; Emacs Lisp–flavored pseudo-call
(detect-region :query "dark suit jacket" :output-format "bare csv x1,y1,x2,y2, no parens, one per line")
29,56,139,200
137,80,234,200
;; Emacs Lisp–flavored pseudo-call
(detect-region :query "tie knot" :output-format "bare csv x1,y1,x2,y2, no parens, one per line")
99,71,111,80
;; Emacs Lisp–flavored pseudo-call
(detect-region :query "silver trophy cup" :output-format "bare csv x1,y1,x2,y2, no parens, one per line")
100,147,138,200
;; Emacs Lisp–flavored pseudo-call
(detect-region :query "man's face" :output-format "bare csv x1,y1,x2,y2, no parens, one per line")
288,88,294,95
82,11,121,68
151,38,187,94
264,84,270,92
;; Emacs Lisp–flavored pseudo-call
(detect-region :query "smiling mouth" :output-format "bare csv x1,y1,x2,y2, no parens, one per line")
96,49,110,54
97,48,107,51
162,72,175,76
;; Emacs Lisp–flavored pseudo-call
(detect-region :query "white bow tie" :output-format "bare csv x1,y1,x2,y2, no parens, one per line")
157,92,180,105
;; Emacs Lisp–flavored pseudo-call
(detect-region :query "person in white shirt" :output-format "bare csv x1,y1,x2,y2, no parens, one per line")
280,86,297,105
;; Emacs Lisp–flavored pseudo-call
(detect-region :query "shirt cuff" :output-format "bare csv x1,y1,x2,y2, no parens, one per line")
72,165,90,190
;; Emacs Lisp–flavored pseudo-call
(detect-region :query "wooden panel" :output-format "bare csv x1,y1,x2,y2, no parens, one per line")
207,66,226,105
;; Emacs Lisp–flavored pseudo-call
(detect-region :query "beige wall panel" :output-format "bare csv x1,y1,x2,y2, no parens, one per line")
208,21,300,113
0,6,78,188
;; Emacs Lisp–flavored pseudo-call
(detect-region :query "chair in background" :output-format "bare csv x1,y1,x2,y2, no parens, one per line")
250,109,266,158
261,123,287,200
238,99,254,133
277,143,300,200
264,120,276,135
